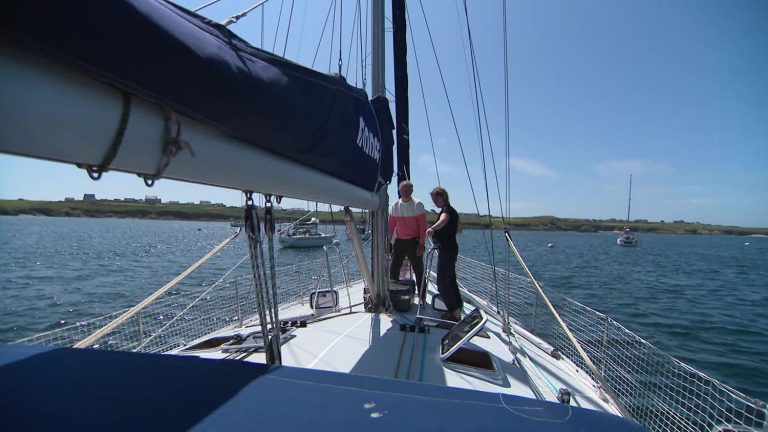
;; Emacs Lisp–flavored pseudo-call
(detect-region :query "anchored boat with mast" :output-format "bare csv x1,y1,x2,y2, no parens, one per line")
617,174,639,246
1,1,764,431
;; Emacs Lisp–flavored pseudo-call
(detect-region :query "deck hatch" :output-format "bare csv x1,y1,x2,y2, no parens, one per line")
439,308,487,360
444,347,496,371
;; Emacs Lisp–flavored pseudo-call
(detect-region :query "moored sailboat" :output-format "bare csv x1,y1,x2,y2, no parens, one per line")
617,175,639,246
278,218,336,248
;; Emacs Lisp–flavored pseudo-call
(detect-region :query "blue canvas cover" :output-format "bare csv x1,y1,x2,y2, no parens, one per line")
0,0,392,192
0,344,647,431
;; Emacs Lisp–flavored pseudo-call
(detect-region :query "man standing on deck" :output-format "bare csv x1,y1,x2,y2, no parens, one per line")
388,180,427,299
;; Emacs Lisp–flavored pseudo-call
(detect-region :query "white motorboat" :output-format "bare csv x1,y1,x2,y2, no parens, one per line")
617,227,638,246
279,218,336,248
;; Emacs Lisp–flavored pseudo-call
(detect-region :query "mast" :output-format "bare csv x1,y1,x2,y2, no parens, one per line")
369,0,389,311
371,0,386,98
627,174,633,223
393,0,410,189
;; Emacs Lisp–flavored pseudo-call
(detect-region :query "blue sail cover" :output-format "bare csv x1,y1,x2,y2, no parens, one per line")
0,344,648,431
0,0,393,193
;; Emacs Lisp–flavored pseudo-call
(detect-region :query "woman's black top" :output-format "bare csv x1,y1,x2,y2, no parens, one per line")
433,204,459,251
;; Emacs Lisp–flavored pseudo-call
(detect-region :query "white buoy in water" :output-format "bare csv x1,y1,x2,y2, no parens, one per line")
547,243,554,248
744,242,750,246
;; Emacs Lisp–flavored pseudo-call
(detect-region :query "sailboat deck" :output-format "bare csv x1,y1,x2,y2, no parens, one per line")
175,280,620,417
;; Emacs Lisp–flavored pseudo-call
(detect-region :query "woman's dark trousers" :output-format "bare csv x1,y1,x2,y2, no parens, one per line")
436,247,462,312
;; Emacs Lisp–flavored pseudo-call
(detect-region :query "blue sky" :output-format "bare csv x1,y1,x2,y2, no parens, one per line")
1,0,765,227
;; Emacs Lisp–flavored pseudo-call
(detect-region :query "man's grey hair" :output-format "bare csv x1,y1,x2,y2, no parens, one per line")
398,180,413,189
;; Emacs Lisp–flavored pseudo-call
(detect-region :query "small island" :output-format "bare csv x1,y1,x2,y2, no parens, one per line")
1,198,765,236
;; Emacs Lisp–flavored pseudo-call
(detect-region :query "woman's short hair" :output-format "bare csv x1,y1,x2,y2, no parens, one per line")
430,187,449,204
398,180,413,190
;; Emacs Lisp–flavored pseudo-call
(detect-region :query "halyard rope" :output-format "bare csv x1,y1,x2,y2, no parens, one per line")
73,229,241,348
132,254,250,351
503,230,633,420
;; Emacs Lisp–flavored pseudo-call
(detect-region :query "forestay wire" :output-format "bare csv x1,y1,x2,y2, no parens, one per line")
503,0,512,331
312,1,335,68
338,0,344,75
414,0,491,259
345,0,360,79
461,0,502,311
463,1,507,224
416,6,629,402
282,0,296,57
271,0,285,52
405,5,440,186
328,0,337,73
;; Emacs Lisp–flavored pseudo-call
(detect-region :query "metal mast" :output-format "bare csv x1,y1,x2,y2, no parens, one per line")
369,0,389,311
371,0,385,98
627,174,633,222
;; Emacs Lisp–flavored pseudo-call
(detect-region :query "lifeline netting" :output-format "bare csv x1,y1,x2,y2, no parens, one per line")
15,249,766,432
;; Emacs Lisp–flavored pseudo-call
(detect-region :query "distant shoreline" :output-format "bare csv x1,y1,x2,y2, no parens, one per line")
1,199,766,236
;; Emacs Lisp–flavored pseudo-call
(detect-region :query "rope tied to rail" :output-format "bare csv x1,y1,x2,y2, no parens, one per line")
73,229,241,349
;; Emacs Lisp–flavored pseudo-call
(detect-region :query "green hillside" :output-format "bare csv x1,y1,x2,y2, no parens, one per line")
1,199,765,236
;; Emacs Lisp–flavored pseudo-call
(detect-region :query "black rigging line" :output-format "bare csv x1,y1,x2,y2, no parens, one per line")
454,0,482,146
312,1,335,68
345,0,360,79
271,0,285,52
338,0,343,75
405,3,440,186
362,0,369,90
261,3,265,48
282,0,295,56
504,0,510,222
328,0,337,73
356,0,363,86
460,1,506,224
471,41,507,224
464,1,493,228
502,0,512,334
458,2,507,226
296,1,308,58
417,0,491,258
463,0,500,311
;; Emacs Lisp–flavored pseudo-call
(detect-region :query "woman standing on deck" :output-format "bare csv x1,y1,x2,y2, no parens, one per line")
426,187,462,322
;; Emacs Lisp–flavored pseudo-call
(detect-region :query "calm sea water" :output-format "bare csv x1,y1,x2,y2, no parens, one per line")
1,215,766,401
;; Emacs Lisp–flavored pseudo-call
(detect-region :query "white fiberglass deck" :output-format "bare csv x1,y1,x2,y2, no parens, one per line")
173,280,621,417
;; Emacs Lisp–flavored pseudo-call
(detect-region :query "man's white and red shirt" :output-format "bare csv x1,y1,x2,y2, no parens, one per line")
388,198,427,244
